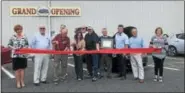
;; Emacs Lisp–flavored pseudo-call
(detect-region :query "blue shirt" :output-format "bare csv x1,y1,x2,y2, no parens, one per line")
115,33,129,49
31,33,51,50
129,36,145,48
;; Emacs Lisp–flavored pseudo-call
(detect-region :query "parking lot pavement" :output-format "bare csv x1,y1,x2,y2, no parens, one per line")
1,56,184,92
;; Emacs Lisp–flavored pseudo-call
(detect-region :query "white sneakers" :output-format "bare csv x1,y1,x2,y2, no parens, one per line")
153,75,158,82
158,77,163,82
153,75,163,82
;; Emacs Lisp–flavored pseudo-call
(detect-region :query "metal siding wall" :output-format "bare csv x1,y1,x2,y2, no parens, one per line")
50,1,184,45
0,1,2,46
2,1,48,45
51,1,145,41
2,1,184,46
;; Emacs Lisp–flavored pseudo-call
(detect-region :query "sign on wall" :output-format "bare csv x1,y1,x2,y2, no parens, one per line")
10,6,81,16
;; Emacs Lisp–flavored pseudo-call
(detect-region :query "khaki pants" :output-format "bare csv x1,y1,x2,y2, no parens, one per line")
34,54,50,83
130,54,144,80
100,54,112,77
53,54,68,81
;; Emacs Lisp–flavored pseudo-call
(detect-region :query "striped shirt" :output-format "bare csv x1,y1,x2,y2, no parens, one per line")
150,35,168,59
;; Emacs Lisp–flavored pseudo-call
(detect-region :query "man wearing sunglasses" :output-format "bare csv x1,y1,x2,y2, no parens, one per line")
84,26,100,82
31,25,51,86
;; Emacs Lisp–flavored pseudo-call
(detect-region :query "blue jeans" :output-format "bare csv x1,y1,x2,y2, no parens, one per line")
92,54,99,77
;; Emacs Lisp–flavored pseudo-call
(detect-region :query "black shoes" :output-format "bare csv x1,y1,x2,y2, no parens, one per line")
107,75,112,79
41,81,49,84
34,83,40,86
98,75,104,79
34,81,48,86
84,73,92,79
115,74,123,78
120,76,127,80
134,77,139,80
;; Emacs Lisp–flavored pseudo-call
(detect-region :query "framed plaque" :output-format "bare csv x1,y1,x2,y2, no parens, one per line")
100,38,113,49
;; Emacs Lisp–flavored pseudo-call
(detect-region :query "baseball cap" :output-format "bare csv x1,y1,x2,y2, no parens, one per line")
39,24,45,28
60,24,66,29
87,26,93,30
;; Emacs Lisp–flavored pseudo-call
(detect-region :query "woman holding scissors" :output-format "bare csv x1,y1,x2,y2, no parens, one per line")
71,31,85,81
8,24,29,88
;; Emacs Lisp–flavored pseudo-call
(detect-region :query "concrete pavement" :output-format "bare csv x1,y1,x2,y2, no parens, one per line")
1,56,184,92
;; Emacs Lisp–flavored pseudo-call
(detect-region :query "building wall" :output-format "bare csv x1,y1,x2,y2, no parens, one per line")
2,1,184,46
0,1,2,46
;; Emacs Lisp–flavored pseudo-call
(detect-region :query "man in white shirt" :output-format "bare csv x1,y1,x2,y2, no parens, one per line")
113,24,129,80
30,25,51,86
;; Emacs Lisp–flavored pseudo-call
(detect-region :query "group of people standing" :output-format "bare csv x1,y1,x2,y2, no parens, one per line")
8,24,168,89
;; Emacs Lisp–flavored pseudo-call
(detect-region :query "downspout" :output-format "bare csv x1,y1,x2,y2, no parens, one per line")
48,0,51,37
47,0,52,49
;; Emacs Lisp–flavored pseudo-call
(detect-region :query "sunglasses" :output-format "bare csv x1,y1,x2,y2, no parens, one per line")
40,28,45,29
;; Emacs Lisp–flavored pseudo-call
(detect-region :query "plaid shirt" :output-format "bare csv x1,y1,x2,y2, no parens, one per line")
52,34,70,50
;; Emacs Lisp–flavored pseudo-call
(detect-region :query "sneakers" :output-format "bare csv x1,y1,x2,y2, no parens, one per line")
60,74,68,81
153,75,158,82
54,81,59,85
158,77,163,82
63,73,68,79
92,77,97,82
77,78,82,81
153,75,163,82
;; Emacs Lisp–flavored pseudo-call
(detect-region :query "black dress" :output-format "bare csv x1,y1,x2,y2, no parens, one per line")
12,57,27,70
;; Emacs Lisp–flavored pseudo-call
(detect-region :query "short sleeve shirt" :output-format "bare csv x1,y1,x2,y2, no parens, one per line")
85,32,99,50
115,33,129,49
129,36,145,48
8,34,29,58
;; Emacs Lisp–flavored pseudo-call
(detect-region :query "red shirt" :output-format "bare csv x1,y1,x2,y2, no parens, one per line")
52,34,70,50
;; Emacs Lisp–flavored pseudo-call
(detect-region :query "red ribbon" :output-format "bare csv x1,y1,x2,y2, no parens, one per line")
15,48,162,54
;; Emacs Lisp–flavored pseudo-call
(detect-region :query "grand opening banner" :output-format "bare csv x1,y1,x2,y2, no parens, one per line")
10,6,81,16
